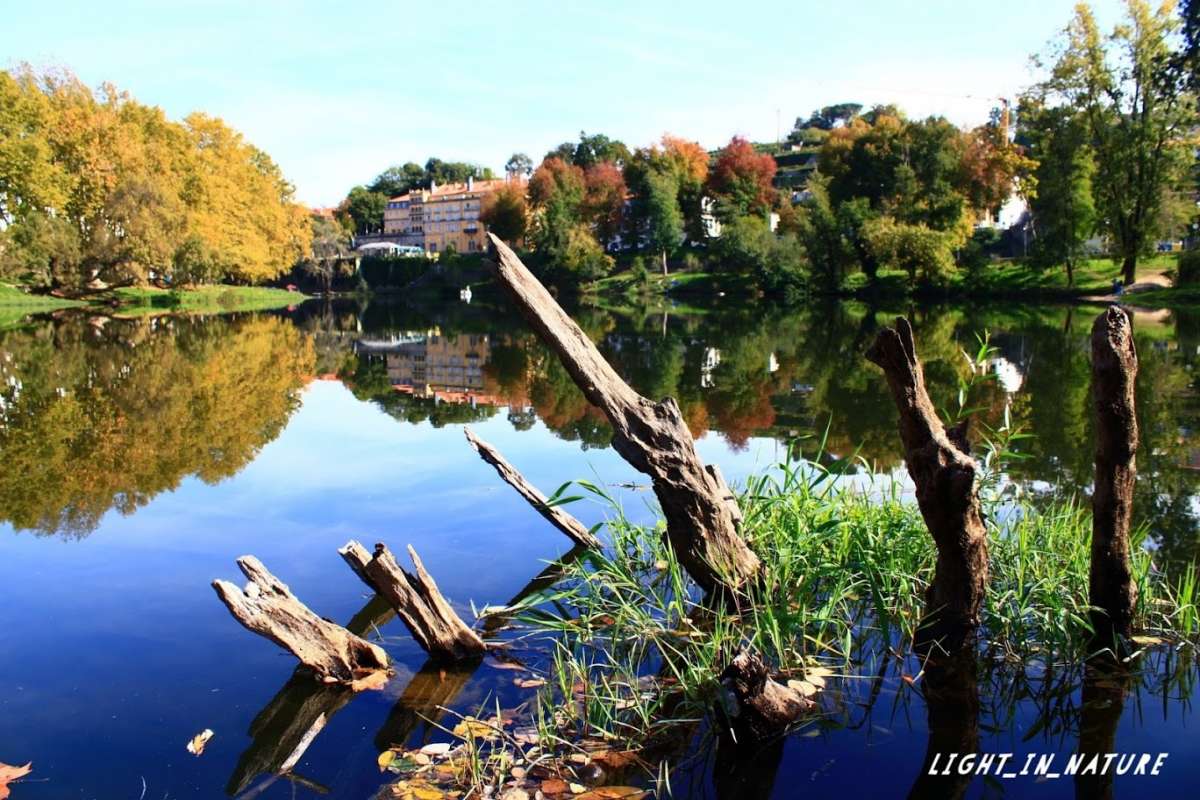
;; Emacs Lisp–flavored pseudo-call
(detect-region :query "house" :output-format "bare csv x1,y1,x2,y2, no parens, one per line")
383,175,528,255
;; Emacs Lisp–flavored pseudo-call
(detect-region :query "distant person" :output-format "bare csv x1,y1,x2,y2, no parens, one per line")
1112,278,1124,297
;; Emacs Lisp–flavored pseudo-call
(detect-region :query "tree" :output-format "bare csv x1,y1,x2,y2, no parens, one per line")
572,131,631,169
505,152,533,177
644,169,683,274
301,214,353,292
338,185,387,235
1034,0,1194,284
528,157,586,258
707,136,777,218
624,134,710,244
583,161,627,247
1019,100,1097,285
369,163,424,196
792,103,863,134
480,184,528,244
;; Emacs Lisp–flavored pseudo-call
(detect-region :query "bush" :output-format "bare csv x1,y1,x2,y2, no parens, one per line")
1177,249,1200,286
863,216,959,286
560,225,614,280
959,228,1001,279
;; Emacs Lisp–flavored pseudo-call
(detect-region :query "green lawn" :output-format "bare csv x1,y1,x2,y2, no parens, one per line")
953,255,1176,294
0,283,87,329
108,285,308,314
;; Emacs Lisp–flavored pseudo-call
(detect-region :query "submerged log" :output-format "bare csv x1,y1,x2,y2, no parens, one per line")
720,651,813,737
464,426,600,549
1089,307,1139,644
339,541,485,660
486,233,760,594
212,556,389,684
866,317,988,649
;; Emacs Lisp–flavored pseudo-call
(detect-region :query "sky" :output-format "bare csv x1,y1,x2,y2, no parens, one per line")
1,0,1133,206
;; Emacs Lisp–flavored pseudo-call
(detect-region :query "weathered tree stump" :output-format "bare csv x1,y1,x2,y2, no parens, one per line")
866,317,988,649
339,541,485,660
486,233,760,594
212,556,389,684
1089,306,1139,644
464,426,601,549
720,651,813,737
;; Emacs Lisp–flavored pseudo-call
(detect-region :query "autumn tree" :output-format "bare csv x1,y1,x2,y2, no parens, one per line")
480,183,528,244
707,135,778,218
1033,0,1194,284
583,161,627,247
528,157,588,259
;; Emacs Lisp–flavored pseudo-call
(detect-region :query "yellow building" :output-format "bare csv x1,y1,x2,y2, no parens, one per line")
383,176,525,255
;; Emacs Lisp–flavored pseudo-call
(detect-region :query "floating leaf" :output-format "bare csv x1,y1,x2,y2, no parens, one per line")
576,788,647,800
351,669,391,692
541,778,570,795
0,762,32,800
569,783,587,794
786,679,819,698
186,729,214,756
378,749,398,771
420,742,452,757
514,677,546,689
1132,635,1164,646
451,717,499,741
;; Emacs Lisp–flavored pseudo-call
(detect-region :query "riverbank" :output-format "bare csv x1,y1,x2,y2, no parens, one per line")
0,282,308,328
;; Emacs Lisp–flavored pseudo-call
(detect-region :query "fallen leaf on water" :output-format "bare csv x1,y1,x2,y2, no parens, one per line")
569,783,587,794
451,717,499,741
420,742,452,757
351,670,391,692
592,750,638,769
0,762,32,800
499,789,529,800
541,778,570,795
390,778,445,799
901,674,917,687
1132,635,1164,646
576,788,647,800
514,677,546,689
186,729,214,756
786,679,819,698
378,749,398,771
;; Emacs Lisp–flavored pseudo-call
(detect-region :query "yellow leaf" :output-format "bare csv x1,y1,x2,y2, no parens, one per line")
451,717,498,741
378,749,398,770
186,729,214,756
786,679,818,698
1132,635,1164,646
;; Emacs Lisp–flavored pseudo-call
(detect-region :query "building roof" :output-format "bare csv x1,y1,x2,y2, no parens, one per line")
389,176,526,203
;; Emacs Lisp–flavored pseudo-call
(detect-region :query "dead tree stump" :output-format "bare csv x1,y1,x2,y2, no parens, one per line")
485,233,760,595
866,317,988,649
339,541,485,660
212,556,389,684
1090,307,1139,644
720,651,813,738
464,426,601,549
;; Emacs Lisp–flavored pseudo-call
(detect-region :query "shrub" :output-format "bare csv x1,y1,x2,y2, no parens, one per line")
560,225,613,280
1177,249,1200,286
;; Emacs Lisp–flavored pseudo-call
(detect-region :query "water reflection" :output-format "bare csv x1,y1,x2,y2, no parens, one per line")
0,313,314,537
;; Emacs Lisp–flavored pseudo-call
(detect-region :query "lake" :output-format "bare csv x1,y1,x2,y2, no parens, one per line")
0,294,1196,799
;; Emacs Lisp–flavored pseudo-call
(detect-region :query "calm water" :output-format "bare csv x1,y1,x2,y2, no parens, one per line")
0,295,1196,799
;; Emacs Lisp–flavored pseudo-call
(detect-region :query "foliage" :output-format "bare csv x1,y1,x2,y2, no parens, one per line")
862,215,959,285
504,152,534,177
707,135,777,218
642,169,684,271
300,214,354,291
583,162,626,247
337,185,388,235
1032,0,1195,283
0,66,310,292
561,224,615,281
479,184,528,245
529,157,587,259
1018,100,1097,285
1178,248,1200,285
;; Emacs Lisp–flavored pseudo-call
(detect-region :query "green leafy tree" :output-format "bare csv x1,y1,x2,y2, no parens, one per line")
505,152,533,177
338,185,387,235
1034,0,1194,283
528,157,586,259
644,168,683,274
1019,100,1096,285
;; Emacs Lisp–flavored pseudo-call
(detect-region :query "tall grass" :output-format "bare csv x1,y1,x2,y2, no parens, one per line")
502,455,1199,745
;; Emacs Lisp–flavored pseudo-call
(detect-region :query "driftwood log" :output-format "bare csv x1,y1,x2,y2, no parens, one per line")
486,233,760,594
720,650,813,737
1089,307,1139,644
464,426,601,549
339,541,486,660
866,317,988,648
212,556,389,684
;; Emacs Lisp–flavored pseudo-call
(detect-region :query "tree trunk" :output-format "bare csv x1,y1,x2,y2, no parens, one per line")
212,556,390,684
339,541,486,660
905,647,979,800
485,233,760,594
1089,307,1139,644
463,427,600,549
1121,253,1136,286
1066,258,1075,288
720,651,813,738
866,317,989,649
1075,661,1130,800
661,249,669,276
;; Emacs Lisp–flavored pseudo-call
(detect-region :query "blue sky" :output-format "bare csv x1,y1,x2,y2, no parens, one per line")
1,0,1131,206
